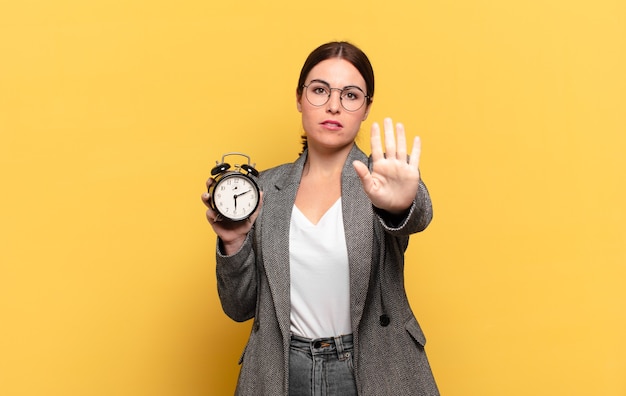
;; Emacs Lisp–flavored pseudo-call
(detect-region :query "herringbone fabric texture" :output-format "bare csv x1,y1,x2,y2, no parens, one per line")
216,144,439,395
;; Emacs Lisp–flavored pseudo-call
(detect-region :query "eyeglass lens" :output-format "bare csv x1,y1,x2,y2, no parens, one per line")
304,82,367,112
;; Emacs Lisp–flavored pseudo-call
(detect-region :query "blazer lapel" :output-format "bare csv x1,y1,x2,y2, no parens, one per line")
260,154,306,339
342,146,374,332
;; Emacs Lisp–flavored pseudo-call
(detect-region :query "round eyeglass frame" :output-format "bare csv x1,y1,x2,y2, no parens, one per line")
301,83,370,112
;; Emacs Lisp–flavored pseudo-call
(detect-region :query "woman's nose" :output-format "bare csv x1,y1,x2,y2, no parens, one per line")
326,90,342,113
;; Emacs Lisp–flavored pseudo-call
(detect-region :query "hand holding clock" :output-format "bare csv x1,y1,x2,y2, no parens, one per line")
352,118,421,215
202,179,263,255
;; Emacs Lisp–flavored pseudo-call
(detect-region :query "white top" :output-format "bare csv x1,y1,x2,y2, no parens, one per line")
289,198,352,339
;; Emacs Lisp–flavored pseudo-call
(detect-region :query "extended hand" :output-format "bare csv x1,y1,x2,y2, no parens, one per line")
352,118,421,214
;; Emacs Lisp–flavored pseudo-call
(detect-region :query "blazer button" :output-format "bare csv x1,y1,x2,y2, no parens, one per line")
253,320,260,332
379,314,390,327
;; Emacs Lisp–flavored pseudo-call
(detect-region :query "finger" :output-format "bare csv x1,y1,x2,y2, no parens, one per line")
370,122,384,162
203,178,216,207
409,136,421,170
396,122,407,162
206,208,217,223
201,192,211,207
383,117,396,159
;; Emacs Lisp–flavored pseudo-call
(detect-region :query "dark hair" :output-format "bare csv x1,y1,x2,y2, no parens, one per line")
297,41,375,153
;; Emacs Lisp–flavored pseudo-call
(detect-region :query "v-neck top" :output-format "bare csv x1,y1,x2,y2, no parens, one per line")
289,198,352,338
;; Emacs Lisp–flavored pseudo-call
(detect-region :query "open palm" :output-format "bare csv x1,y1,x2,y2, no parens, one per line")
353,118,421,214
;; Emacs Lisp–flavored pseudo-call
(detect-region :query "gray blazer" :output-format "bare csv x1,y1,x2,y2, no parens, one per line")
216,144,439,395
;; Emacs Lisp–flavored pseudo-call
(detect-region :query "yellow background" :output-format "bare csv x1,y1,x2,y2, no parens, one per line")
1,0,625,395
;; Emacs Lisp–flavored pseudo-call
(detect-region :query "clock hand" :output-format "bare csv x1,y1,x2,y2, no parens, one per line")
233,190,251,198
232,190,250,211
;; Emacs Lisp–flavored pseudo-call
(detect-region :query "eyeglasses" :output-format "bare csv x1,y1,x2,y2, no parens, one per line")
302,80,369,112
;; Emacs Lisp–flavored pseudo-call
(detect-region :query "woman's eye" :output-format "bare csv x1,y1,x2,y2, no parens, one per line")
344,90,361,101
313,87,328,95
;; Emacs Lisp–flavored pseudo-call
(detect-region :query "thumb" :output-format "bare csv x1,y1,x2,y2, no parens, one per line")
352,160,373,191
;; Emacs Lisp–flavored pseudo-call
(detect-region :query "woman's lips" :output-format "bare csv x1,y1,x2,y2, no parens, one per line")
321,120,343,129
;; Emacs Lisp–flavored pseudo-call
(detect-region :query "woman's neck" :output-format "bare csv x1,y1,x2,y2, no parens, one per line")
303,143,353,178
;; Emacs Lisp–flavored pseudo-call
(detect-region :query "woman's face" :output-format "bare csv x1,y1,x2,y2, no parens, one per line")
297,58,371,152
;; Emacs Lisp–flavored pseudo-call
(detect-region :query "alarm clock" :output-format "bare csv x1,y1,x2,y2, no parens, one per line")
208,152,260,222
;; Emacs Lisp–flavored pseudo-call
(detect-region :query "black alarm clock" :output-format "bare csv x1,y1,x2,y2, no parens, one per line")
208,152,260,221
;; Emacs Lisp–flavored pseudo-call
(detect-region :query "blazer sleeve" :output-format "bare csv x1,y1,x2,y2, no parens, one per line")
215,232,257,322
375,178,433,235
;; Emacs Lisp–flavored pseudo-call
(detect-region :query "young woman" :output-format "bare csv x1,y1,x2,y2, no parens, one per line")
202,41,439,395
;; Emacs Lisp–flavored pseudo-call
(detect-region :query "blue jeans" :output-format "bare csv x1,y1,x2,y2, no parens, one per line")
289,334,357,396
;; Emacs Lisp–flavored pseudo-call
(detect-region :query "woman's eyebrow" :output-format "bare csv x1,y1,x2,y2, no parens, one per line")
309,79,331,86
309,79,364,91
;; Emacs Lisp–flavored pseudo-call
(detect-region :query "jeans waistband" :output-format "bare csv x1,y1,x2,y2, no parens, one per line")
290,333,353,360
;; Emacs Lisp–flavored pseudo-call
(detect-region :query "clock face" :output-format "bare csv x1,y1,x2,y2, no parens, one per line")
212,173,260,221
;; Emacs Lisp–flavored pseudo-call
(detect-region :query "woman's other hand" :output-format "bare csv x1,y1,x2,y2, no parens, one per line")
353,117,421,215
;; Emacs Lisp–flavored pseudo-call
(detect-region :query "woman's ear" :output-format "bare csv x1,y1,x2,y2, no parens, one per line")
296,91,302,113
363,101,372,121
